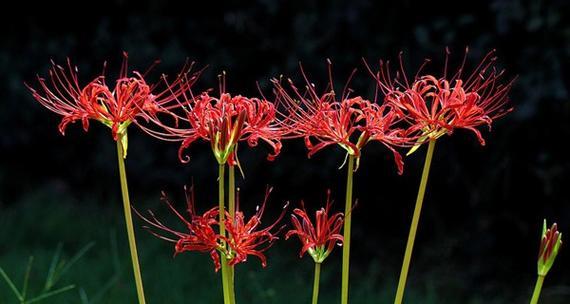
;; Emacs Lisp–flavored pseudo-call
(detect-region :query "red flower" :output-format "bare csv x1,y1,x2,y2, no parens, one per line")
272,61,413,173
136,186,287,271
139,74,283,165
360,103,415,173
26,52,197,141
366,48,514,147
223,188,287,267
135,186,223,272
285,191,344,263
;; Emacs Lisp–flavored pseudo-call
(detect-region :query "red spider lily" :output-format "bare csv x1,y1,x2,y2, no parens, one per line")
272,61,413,173
139,73,283,165
365,48,514,150
26,52,197,142
285,191,344,263
538,220,562,276
134,186,223,271
223,188,288,267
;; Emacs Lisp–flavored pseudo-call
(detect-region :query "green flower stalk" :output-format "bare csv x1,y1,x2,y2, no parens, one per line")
218,164,232,304
312,263,322,304
341,155,355,304
394,139,436,304
228,165,237,303
530,220,562,304
116,132,146,303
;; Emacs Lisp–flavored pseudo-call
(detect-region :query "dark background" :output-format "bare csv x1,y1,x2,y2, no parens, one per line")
1,1,569,303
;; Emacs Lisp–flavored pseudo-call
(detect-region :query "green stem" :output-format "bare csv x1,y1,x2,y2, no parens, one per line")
116,137,147,304
341,154,355,304
218,164,232,304
229,165,236,217
312,263,322,304
228,165,237,304
530,275,545,304
394,140,436,304
219,164,226,238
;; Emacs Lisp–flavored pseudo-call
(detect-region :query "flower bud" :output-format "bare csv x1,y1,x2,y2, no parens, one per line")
537,219,562,276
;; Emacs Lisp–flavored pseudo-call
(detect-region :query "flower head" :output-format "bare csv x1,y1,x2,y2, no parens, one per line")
26,53,198,155
366,48,514,154
538,219,562,276
135,186,222,271
223,188,288,267
140,73,283,165
285,190,344,263
136,186,287,271
273,61,413,173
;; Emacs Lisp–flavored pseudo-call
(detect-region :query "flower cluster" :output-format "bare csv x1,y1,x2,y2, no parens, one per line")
140,73,283,165
366,48,514,153
136,186,286,271
286,191,344,263
26,53,196,143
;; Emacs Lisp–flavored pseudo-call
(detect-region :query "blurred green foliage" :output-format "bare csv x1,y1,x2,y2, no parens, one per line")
1,191,568,303
0,242,93,303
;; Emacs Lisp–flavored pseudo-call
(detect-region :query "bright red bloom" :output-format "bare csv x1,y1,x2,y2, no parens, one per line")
140,74,283,165
136,187,287,271
26,53,197,141
272,61,413,173
285,191,344,263
135,187,223,271
366,48,514,147
223,188,287,267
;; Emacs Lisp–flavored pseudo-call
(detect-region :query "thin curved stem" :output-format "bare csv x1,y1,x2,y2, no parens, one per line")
312,263,322,304
341,154,355,304
394,139,436,304
218,164,231,304
116,136,146,304
530,275,545,304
